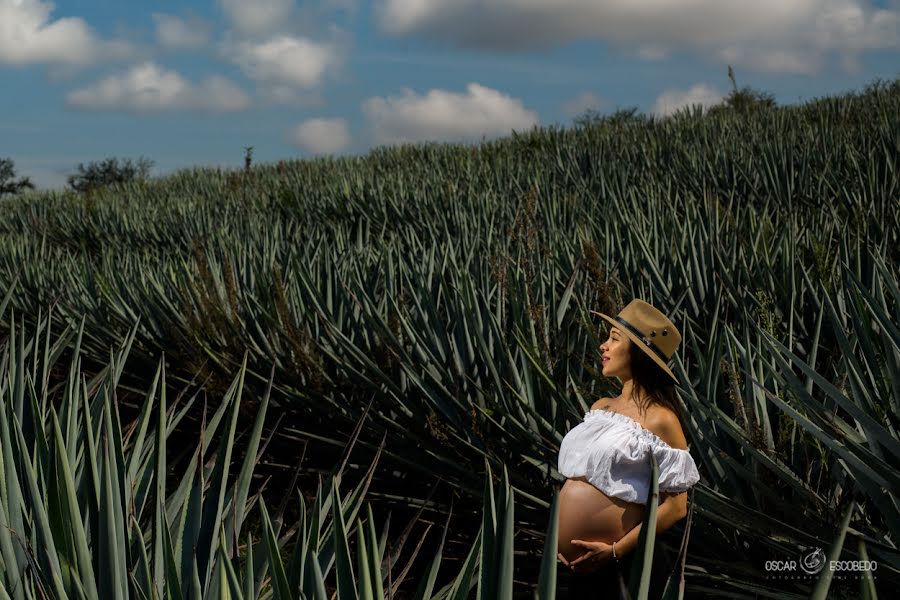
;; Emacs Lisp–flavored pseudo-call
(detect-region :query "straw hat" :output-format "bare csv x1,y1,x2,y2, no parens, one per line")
591,299,682,386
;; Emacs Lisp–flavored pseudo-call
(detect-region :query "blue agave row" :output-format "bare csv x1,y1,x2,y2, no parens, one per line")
0,306,874,599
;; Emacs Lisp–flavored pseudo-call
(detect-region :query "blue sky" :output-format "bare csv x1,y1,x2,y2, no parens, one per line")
2,0,899,189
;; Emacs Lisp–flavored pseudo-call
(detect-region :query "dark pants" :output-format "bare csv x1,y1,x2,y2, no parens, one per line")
564,543,672,600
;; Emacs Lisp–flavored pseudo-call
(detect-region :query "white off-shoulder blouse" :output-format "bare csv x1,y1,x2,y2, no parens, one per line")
558,409,700,504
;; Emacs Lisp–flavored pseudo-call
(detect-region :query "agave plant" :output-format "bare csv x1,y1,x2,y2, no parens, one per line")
0,307,458,599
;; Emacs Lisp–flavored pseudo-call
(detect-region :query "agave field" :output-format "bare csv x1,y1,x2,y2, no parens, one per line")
0,78,898,598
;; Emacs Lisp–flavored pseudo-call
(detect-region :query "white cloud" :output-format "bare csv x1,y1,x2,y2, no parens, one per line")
0,0,132,66
66,63,251,113
374,0,900,74
652,83,725,117
291,118,351,153
225,35,336,88
219,0,294,36
562,91,606,118
152,13,210,50
361,83,539,145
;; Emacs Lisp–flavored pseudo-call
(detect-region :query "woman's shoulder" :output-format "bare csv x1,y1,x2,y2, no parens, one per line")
589,396,615,410
643,406,688,450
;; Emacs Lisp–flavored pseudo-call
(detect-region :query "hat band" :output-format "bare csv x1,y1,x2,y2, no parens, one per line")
613,316,670,362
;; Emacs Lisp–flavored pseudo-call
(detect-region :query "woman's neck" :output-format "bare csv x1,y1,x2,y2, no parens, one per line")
615,379,652,414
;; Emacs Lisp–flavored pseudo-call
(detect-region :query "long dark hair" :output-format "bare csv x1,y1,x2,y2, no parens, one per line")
628,341,687,434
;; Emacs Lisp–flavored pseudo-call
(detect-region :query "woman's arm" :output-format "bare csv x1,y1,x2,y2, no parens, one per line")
612,491,687,557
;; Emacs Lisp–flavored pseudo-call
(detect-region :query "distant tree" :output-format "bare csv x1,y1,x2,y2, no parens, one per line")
574,106,645,128
573,108,606,128
67,156,154,193
0,158,35,198
710,65,777,115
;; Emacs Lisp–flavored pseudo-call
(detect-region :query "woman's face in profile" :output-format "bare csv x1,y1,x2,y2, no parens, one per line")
598,326,631,378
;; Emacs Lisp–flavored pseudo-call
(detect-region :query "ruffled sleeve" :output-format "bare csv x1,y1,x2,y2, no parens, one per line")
653,444,700,493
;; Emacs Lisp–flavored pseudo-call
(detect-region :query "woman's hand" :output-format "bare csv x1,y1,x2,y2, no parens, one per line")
565,540,615,573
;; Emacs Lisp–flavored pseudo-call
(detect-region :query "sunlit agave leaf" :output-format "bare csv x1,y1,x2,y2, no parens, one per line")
49,410,99,598
0,386,28,598
436,527,481,600
196,353,247,589
260,498,292,600
217,534,245,600
98,419,126,600
189,554,202,599
411,497,453,600
242,531,256,600
496,464,515,600
363,504,385,600
536,489,559,600
165,375,239,527
810,501,855,600
660,488,695,600
123,359,161,506
355,519,374,599
224,364,273,551
152,359,168,599
856,539,878,600
750,340,900,490
331,480,359,600
750,381,900,546
302,542,329,600
628,451,659,600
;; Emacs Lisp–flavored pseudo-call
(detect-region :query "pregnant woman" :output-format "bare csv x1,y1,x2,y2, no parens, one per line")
556,299,700,598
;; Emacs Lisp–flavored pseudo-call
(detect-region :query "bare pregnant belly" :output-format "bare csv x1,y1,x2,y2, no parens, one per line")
557,476,644,563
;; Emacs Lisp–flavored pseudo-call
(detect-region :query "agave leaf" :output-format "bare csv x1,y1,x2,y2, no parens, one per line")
810,501,855,600
130,516,153,599
355,519,374,600
99,421,126,600
11,414,67,598
217,532,246,600
628,452,659,600
0,391,27,599
759,328,900,462
536,489,560,599
477,458,496,600
364,504,385,600
495,465,515,600
856,539,878,600
225,362,273,552
152,360,168,600
412,497,453,600
440,527,481,600
660,488,695,600
302,543,329,600
50,410,99,598
330,481,359,600
750,378,900,539
260,498,292,600
243,531,257,600
124,360,161,510
196,354,247,589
